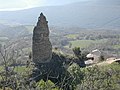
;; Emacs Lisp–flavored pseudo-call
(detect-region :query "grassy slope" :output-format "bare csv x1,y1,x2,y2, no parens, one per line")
0,66,28,73
65,34,79,39
67,39,107,48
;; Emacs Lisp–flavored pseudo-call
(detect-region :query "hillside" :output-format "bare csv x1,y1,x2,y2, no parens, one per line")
0,0,120,29
0,1,120,89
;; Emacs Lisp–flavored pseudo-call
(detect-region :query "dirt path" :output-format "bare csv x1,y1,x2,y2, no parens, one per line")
89,58,120,67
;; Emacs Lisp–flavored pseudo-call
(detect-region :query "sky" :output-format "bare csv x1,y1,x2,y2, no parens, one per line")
0,0,90,11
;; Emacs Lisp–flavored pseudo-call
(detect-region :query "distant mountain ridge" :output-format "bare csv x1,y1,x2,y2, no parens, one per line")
0,0,120,29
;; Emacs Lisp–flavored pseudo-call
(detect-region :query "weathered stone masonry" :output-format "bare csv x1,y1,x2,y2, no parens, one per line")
32,13,52,64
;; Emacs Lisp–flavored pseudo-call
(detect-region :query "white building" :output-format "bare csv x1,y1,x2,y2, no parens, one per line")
86,49,101,63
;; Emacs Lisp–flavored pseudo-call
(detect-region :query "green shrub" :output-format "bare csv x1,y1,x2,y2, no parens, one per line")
76,63,120,90
36,79,60,90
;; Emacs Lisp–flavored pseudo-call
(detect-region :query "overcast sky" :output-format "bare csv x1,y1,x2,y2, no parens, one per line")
0,0,90,11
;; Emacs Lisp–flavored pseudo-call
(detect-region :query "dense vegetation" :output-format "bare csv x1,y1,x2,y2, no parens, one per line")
0,25,120,90
0,49,119,90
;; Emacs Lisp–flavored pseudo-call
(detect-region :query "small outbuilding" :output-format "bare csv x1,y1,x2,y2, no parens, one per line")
86,49,101,63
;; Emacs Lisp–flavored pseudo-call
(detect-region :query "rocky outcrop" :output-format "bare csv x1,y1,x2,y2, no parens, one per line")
32,13,52,64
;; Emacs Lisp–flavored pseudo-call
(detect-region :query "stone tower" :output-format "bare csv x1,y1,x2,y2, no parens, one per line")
32,13,52,64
